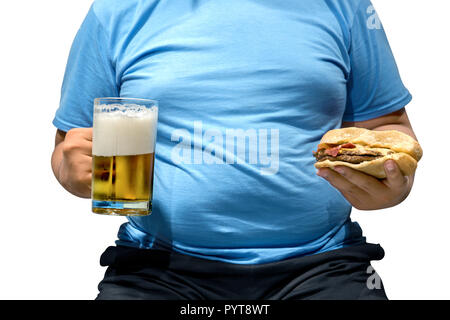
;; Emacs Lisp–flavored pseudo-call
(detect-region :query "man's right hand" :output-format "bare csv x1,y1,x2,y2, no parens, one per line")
52,128,93,198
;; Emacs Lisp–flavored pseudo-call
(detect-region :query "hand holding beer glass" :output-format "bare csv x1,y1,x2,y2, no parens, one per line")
91,98,158,216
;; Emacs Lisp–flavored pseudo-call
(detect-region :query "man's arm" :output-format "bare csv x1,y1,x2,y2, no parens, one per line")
317,108,419,210
342,108,417,140
51,128,93,198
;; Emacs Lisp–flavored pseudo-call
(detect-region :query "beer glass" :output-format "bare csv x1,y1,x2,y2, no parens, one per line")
91,98,158,216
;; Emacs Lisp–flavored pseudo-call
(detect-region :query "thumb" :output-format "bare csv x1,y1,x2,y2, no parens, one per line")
67,127,93,141
80,127,93,141
383,160,407,189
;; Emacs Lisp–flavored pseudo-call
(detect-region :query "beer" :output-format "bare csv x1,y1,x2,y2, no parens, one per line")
92,153,155,213
91,98,158,216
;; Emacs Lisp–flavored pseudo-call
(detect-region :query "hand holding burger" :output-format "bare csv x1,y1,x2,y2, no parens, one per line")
314,127,423,210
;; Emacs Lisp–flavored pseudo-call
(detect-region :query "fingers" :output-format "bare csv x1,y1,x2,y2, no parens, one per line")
317,168,370,201
74,171,92,199
333,166,386,194
383,160,407,189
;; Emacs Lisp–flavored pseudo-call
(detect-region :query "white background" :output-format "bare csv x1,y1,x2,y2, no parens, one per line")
0,0,448,300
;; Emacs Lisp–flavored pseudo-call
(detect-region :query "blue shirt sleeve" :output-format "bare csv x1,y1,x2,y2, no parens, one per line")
343,0,412,122
52,5,118,132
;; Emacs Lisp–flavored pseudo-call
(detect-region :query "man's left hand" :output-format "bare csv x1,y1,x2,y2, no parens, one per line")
317,160,414,210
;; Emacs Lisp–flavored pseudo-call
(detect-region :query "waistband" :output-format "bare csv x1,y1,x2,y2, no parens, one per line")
100,242,384,275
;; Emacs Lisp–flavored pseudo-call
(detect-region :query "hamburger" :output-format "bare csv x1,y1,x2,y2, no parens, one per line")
313,127,423,179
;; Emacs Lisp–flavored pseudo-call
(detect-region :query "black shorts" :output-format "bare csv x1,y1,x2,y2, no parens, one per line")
96,243,388,300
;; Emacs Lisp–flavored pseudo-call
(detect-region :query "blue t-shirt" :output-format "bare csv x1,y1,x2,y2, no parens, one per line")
53,0,411,264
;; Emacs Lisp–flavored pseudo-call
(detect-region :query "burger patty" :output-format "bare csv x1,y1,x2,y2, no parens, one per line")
314,149,384,164
318,154,383,164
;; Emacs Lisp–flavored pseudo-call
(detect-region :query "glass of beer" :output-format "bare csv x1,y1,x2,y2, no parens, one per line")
91,98,158,216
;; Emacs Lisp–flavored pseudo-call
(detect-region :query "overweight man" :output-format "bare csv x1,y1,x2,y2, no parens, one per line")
51,0,419,299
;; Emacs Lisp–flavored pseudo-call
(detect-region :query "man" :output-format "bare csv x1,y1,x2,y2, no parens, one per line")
51,0,418,299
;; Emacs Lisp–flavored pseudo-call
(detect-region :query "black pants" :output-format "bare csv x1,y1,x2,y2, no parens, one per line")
96,243,388,300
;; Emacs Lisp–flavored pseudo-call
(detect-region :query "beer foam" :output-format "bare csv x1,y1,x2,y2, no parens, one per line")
93,104,158,156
